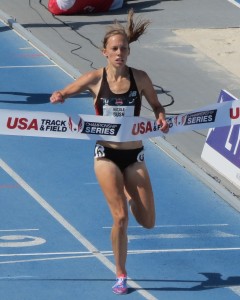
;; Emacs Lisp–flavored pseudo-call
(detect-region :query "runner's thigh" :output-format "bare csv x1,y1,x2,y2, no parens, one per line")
94,158,128,214
124,162,154,211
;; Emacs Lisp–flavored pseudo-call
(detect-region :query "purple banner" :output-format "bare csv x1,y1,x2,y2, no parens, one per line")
205,90,240,167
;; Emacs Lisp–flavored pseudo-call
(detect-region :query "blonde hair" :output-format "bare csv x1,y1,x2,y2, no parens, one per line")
102,9,150,49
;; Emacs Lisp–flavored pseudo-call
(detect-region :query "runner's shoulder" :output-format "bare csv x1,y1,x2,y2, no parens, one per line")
80,68,103,85
130,67,149,81
130,67,151,89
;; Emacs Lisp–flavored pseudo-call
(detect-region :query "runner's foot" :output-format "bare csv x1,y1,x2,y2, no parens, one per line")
112,275,128,295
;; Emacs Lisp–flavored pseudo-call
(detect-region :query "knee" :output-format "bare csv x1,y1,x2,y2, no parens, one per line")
141,216,155,229
142,221,155,229
129,199,155,229
113,212,129,229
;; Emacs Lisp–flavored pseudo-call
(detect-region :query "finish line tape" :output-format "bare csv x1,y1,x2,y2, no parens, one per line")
0,99,239,142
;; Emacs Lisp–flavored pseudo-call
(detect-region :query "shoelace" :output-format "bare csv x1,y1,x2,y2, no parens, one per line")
116,277,126,287
113,276,127,288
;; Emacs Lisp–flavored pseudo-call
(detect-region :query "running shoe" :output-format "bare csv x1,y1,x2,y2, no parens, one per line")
112,275,128,295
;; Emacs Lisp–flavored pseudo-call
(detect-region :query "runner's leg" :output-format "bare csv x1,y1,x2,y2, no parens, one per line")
124,162,155,229
94,158,128,277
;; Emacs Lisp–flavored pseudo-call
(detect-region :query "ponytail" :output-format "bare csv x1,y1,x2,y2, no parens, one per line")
102,8,150,48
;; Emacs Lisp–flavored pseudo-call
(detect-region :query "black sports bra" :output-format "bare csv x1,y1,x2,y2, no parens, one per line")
94,67,141,117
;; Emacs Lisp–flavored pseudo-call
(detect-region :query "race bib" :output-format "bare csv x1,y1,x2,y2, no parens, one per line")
103,105,134,117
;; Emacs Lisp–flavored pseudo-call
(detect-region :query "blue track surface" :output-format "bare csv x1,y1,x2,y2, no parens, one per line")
1,20,240,300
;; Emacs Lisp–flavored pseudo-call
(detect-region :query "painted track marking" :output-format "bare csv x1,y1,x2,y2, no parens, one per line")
0,65,56,69
0,158,158,300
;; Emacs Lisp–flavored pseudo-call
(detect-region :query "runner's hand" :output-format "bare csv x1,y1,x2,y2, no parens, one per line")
50,91,64,104
157,117,169,134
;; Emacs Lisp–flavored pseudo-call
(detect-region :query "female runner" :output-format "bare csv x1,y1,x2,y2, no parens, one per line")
50,9,169,295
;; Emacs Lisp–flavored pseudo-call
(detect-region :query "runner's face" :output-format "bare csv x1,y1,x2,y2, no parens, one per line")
103,34,130,67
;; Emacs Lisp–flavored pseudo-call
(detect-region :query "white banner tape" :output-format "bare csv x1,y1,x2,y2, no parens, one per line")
0,99,239,142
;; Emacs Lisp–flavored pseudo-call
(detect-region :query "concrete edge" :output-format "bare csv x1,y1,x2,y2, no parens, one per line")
1,9,239,212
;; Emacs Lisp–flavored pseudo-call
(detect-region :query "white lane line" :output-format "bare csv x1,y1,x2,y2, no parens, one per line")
230,286,240,296
0,251,92,257
103,224,229,229
140,224,229,228
2,246,240,269
0,229,39,232
0,276,34,280
0,255,94,265
128,231,238,241
0,65,57,69
2,247,240,265
2,245,240,259
0,159,157,300
125,248,240,254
